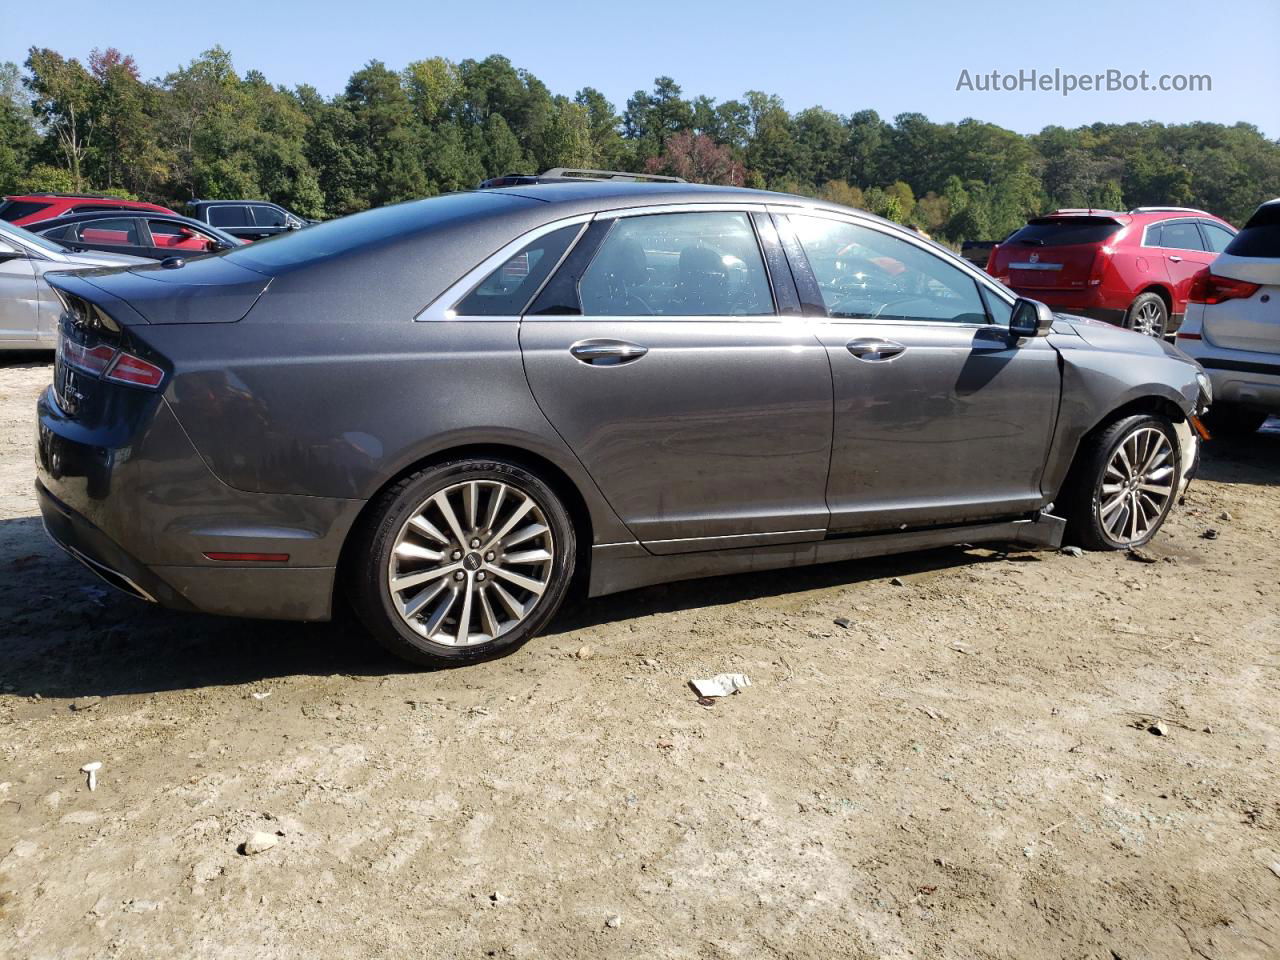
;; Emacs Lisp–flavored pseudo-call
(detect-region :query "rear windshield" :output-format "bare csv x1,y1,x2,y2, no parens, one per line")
1005,217,1121,247
222,192,522,271
1225,203,1280,258
0,200,55,223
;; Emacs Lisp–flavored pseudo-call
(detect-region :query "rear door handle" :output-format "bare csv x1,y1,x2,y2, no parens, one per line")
569,339,649,365
846,338,906,361
1168,255,1183,262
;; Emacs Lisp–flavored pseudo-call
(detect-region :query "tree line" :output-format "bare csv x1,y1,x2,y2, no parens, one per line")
1,47,1277,242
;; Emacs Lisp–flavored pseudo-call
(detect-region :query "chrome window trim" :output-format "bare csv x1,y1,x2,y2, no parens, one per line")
415,214,594,322
773,205,1018,319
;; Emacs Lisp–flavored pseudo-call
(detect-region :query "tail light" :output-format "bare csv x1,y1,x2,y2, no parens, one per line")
55,290,167,390
1188,268,1260,304
105,352,166,388
1088,246,1113,287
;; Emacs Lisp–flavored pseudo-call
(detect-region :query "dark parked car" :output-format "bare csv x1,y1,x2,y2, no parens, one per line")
26,211,243,260
187,199,313,241
36,181,1210,668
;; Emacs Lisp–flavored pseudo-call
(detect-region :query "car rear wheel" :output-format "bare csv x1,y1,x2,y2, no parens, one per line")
349,459,576,667
1124,293,1168,338
1201,403,1269,438
1063,414,1181,551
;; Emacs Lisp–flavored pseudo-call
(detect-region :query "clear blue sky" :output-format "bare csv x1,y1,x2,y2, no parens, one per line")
4,0,1278,136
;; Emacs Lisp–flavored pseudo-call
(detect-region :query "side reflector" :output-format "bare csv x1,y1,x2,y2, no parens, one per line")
105,353,166,388
1189,416,1212,442
1175,332,1202,340
203,552,291,563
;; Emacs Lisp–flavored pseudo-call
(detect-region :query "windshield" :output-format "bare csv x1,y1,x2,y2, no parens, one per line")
1005,217,1121,247
0,220,70,256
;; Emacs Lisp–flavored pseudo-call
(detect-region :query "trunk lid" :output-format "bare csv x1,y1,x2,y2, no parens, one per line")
991,216,1122,290
57,255,271,325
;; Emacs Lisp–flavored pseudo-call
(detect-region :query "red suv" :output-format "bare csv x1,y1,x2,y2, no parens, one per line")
986,207,1237,338
0,193,179,228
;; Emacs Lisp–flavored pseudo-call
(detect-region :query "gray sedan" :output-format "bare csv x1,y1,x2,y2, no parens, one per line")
0,220,149,350
34,182,1210,666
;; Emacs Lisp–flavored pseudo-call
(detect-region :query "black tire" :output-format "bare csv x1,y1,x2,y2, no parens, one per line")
348,458,576,668
1124,292,1168,338
1062,413,1182,551
1201,403,1269,439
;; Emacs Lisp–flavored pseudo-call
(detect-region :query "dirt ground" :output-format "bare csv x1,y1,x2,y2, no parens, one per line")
1,354,1277,960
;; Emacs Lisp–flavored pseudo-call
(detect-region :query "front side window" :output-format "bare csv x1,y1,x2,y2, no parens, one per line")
1201,222,1235,253
789,215,989,324
1159,220,1206,251
252,205,287,227
578,212,774,317
208,205,250,227
454,223,581,316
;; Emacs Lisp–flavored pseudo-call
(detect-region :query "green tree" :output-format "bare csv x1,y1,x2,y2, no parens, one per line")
24,48,97,189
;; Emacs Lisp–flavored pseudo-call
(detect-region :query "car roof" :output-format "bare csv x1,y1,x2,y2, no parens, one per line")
477,180,904,229
26,209,213,229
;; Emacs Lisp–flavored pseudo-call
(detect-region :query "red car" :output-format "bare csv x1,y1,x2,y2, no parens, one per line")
0,193,179,228
986,207,1236,338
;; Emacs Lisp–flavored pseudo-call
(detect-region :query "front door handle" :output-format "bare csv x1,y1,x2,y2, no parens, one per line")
846,338,906,361
569,339,649,365
1168,255,1183,263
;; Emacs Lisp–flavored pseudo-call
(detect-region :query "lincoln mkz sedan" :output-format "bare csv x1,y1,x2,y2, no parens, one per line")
36,182,1211,666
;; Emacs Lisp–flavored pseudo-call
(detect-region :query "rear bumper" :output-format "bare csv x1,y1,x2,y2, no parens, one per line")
35,386,357,622
38,480,338,620
1176,341,1280,413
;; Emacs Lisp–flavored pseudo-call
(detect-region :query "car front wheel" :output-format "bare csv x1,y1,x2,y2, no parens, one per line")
1063,414,1181,550
349,458,576,667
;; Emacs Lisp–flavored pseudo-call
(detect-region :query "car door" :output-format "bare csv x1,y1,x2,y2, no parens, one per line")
248,204,290,240
777,211,1061,534
1156,219,1213,311
518,207,834,554
0,239,40,343
206,205,256,240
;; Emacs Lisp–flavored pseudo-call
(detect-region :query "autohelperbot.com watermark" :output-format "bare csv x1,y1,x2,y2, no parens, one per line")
955,68,1212,96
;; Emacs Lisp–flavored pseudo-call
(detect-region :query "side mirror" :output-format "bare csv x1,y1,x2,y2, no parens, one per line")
1009,297,1054,338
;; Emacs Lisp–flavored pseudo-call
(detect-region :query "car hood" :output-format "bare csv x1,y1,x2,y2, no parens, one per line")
1051,312,1194,363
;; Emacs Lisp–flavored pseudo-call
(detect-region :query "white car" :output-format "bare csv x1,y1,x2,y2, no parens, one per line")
1176,198,1280,436
0,220,148,351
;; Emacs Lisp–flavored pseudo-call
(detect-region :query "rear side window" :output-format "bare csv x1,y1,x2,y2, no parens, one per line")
454,224,581,316
0,200,54,222
208,205,250,227
75,218,142,246
578,212,774,317
1005,218,1120,247
1225,203,1280,258
251,204,286,227
1159,221,1206,251
1201,222,1234,253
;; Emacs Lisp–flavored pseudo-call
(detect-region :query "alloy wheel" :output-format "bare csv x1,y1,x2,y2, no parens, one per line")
385,479,554,646
1097,426,1175,544
1130,300,1166,338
